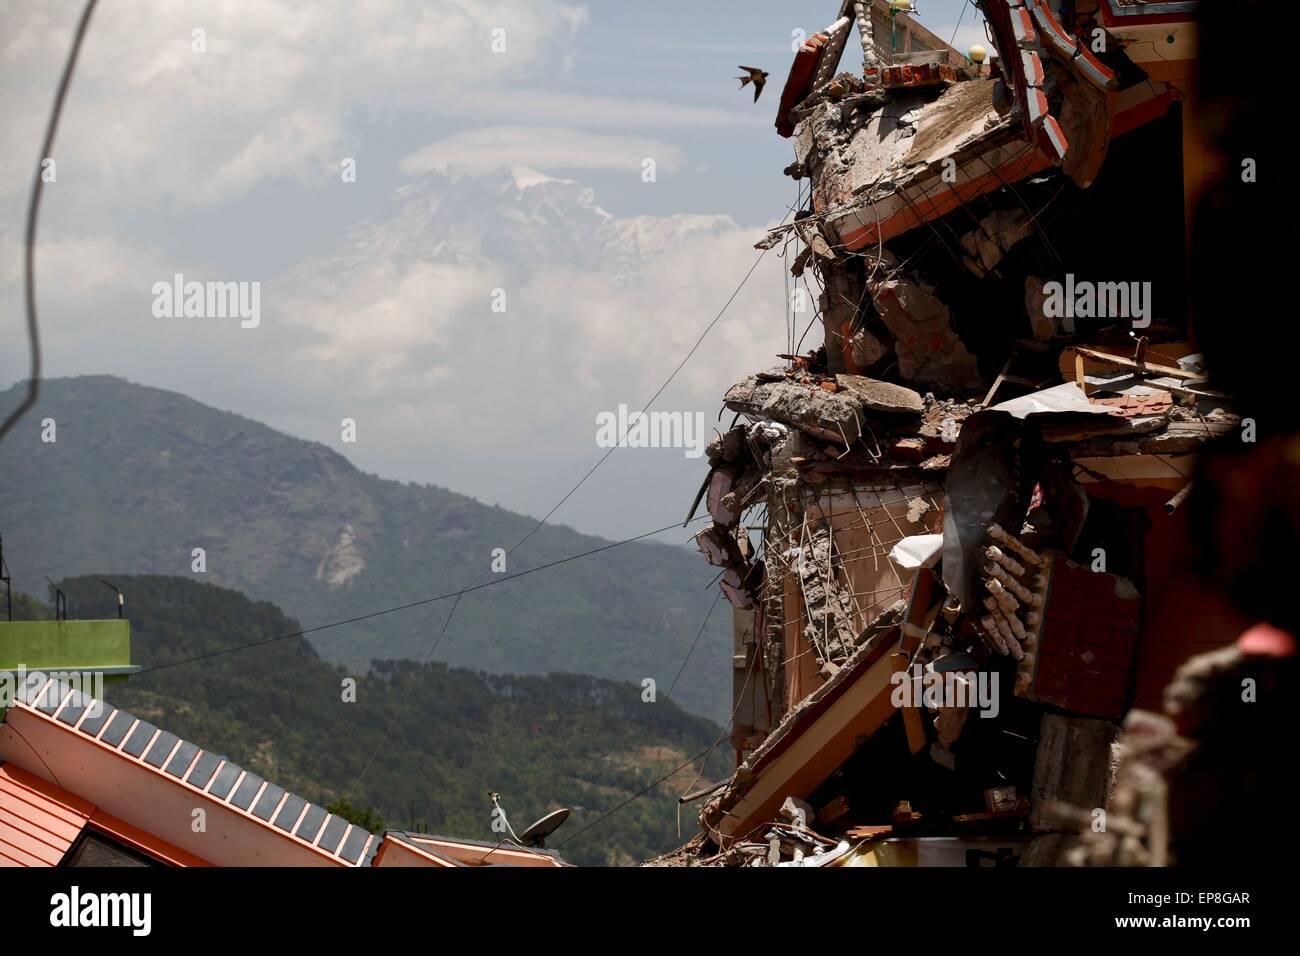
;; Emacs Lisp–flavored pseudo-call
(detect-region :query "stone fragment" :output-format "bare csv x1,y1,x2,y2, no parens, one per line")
834,373,923,414
725,376,863,445
867,274,983,392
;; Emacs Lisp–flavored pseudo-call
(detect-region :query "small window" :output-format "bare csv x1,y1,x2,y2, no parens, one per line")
63,831,161,867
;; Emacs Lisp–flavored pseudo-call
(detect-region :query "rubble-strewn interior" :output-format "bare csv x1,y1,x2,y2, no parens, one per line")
654,0,1249,868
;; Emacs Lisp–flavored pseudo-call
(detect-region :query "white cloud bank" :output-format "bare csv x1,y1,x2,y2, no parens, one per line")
401,126,686,176
0,0,590,205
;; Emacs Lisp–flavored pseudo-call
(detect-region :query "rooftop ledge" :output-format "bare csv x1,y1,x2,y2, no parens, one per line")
0,619,138,676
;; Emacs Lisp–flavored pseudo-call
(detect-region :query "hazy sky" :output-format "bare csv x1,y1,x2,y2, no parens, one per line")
0,0,986,546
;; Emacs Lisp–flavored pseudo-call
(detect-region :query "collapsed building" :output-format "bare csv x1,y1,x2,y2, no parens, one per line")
660,0,1243,867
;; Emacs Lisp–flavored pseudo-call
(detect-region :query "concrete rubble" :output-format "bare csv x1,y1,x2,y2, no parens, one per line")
651,1,1256,868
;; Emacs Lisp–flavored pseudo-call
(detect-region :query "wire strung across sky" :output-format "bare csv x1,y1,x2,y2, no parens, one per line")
555,740,720,850
665,588,722,703
132,515,710,677
557,642,760,851
14,0,780,845
0,0,100,445
345,233,786,796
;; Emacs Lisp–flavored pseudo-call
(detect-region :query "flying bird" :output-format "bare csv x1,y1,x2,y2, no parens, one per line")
737,65,769,102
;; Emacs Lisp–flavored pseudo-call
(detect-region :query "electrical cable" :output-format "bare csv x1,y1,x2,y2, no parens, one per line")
664,588,721,702
345,222,789,795
1,0,100,445
1,720,66,791
132,516,708,677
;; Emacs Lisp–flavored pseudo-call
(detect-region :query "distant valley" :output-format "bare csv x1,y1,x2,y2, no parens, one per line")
0,375,730,722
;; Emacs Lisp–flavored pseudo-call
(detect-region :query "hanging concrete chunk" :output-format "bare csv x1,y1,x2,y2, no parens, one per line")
695,524,745,569
706,468,739,526
867,273,984,393
959,208,1033,277
725,375,863,445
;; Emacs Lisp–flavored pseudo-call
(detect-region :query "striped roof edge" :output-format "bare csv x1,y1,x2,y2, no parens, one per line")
9,676,379,867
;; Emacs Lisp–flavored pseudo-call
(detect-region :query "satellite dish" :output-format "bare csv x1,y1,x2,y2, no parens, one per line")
518,808,570,848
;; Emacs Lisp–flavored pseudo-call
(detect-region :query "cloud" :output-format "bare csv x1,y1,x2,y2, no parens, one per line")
0,166,788,536
400,126,685,177
278,259,496,381
271,169,787,471
0,233,170,297
0,2,794,540
0,0,590,205
436,88,762,130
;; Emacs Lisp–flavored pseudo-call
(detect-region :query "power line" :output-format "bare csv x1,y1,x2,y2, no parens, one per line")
948,0,973,49
346,231,786,794
506,241,780,561
559,635,761,851
1,0,100,445
555,741,719,850
664,588,721,702
131,517,708,677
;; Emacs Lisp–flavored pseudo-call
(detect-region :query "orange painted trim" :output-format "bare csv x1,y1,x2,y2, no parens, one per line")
0,762,92,866
1,761,96,818
1113,90,1176,137
752,623,902,775
85,808,213,867
838,149,1053,252
373,834,460,868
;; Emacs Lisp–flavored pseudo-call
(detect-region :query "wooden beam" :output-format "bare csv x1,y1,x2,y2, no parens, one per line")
891,652,928,755
1071,345,1201,380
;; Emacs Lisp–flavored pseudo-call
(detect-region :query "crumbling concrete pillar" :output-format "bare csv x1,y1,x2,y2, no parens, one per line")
1019,713,1118,865
819,261,862,375
867,272,984,393
852,2,879,73
812,16,854,91
731,608,770,763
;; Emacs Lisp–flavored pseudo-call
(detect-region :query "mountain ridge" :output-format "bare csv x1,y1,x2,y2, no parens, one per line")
11,575,724,867
0,374,730,721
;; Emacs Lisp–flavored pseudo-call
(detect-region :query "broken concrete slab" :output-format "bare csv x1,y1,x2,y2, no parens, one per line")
834,374,924,414
695,523,745,569
725,375,863,446
706,468,738,526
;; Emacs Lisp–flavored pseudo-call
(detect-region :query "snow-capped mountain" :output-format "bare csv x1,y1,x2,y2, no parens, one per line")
330,165,738,283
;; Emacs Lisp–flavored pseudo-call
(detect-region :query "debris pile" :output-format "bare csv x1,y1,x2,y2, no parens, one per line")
655,1,1245,867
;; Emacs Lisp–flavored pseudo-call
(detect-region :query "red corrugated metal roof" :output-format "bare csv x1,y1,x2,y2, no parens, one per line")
0,762,91,867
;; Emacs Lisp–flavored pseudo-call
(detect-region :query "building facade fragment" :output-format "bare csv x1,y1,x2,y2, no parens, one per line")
660,0,1247,868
